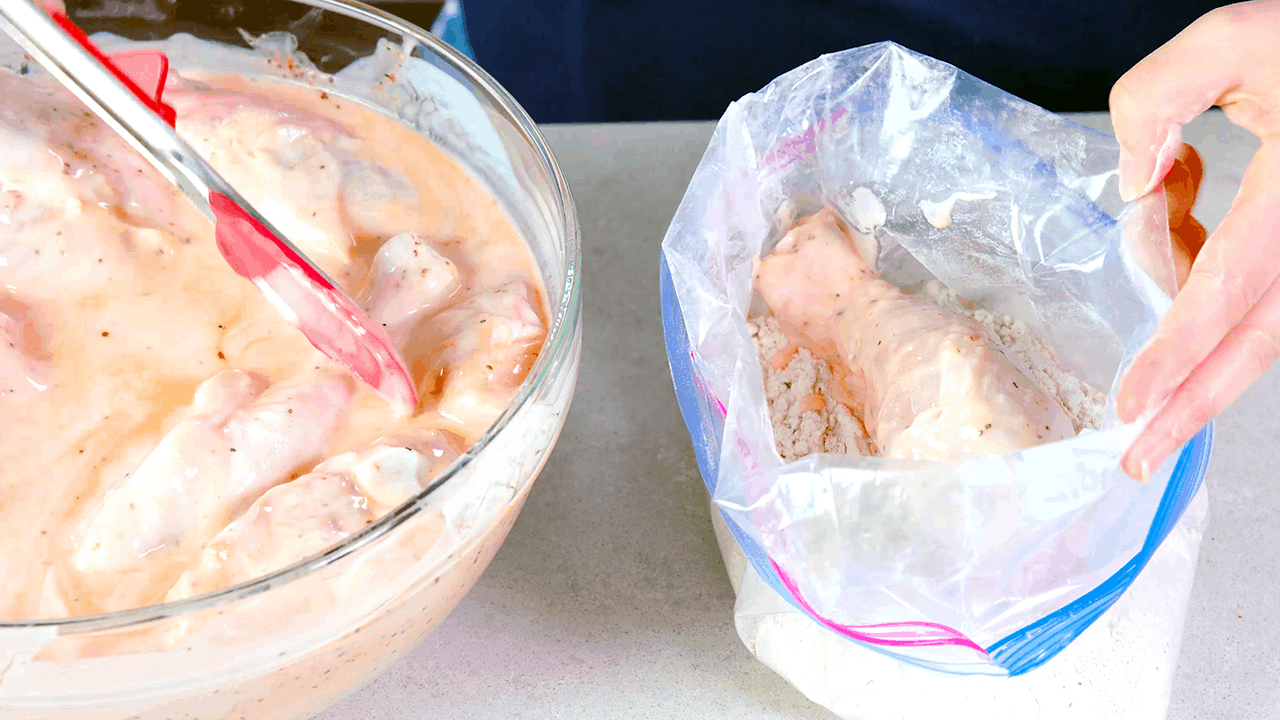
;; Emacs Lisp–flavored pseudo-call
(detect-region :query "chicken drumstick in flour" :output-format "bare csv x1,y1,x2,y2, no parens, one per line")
754,208,1074,461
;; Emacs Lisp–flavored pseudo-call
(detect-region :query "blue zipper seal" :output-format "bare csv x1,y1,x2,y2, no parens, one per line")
660,250,1213,676
986,420,1212,675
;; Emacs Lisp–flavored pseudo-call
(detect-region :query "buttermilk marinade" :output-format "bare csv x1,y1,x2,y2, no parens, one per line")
0,62,546,620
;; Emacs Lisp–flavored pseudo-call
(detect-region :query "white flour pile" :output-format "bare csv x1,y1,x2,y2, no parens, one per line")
749,279,1106,461
748,315,873,460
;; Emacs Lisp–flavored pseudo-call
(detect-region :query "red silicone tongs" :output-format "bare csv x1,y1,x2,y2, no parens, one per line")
0,1,420,414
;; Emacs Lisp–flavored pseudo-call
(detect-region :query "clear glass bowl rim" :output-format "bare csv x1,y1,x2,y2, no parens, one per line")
0,0,582,636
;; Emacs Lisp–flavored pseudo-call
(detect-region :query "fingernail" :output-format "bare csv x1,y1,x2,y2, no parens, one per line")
1119,145,1142,202
1120,124,1182,202
1121,447,1152,482
1149,127,1183,195
1116,384,1141,424
1123,424,1172,482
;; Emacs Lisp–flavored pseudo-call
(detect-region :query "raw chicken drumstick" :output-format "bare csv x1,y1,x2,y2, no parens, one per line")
754,208,1074,461
166,428,464,602
71,369,354,612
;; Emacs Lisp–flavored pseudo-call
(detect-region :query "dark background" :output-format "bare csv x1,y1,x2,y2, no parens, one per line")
464,0,1234,123
64,0,1235,124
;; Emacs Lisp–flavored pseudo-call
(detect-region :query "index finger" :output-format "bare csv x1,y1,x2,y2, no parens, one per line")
1117,141,1280,423
1109,1,1278,200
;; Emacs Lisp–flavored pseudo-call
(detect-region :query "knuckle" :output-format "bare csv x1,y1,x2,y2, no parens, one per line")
1108,72,1144,115
1185,264,1268,321
1187,5,1243,45
1169,389,1218,442
1200,4,1250,34
1233,322,1280,375
1222,271,1269,316
1178,265,1223,305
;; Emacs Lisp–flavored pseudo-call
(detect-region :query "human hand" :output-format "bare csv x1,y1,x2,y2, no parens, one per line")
1111,0,1280,480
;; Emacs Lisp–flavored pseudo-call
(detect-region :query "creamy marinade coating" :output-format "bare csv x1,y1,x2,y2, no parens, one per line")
0,65,546,620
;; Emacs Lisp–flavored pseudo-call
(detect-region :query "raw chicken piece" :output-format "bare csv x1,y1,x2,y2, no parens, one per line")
409,282,546,430
0,93,117,295
360,232,461,340
0,76,116,214
0,75,194,298
165,473,373,602
174,92,423,273
178,103,356,270
754,208,1074,461
340,164,425,239
350,429,466,512
71,368,354,611
166,428,464,601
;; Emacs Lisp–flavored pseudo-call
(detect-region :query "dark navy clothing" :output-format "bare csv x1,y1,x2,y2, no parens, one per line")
463,0,1229,123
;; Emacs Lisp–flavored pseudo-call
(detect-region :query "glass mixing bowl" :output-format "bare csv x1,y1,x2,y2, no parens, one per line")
0,2,581,718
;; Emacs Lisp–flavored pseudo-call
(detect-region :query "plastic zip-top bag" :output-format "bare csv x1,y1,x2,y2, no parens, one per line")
659,42,1212,678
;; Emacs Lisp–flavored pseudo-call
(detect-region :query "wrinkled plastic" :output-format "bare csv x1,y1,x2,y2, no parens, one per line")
710,483,1209,719
659,42,1211,675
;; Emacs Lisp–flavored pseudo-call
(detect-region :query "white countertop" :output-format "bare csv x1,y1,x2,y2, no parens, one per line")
317,112,1278,720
